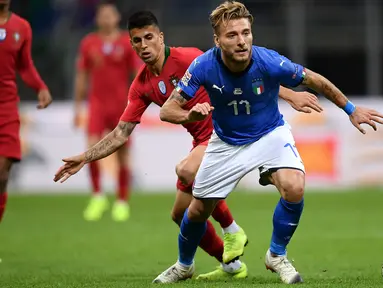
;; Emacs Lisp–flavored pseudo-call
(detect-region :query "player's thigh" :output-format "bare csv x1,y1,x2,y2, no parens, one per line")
176,144,207,184
87,108,105,146
0,119,21,193
257,123,305,200
0,120,20,171
192,133,247,199
171,190,194,225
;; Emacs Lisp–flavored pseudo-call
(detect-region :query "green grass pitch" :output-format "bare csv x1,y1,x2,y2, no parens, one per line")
1,189,382,287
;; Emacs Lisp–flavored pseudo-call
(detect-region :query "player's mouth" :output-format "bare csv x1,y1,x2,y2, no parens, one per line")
235,48,248,55
141,51,151,60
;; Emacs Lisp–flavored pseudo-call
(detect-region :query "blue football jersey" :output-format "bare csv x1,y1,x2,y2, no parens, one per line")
176,46,306,145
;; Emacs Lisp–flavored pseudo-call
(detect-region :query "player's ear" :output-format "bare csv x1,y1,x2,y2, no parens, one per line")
213,34,220,48
159,32,164,45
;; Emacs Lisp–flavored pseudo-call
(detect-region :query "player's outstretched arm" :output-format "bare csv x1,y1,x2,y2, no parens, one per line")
301,69,383,133
278,86,323,113
54,121,136,183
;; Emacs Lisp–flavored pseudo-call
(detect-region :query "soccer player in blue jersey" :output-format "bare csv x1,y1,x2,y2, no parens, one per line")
153,1,383,284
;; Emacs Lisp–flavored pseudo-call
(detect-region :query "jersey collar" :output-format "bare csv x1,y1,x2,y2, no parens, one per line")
163,46,170,67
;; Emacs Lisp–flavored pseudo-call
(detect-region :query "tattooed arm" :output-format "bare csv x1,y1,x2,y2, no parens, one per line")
159,89,190,124
301,68,348,108
84,121,136,163
54,121,136,183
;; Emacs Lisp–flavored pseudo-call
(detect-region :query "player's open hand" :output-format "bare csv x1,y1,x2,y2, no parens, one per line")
187,103,214,122
289,91,323,113
349,106,383,134
37,89,52,109
54,154,86,183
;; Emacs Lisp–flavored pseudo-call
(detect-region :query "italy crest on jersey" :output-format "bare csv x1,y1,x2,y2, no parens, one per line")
0,29,6,41
252,79,264,95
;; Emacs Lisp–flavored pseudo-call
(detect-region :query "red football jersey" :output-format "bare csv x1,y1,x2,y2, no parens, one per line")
77,31,140,108
120,47,213,144
0,13,46,105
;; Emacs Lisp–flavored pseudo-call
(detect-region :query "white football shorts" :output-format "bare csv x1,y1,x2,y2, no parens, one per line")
192,122,305,199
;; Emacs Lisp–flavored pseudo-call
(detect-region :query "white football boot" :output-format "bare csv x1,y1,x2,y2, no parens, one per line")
152,261,195,283
265,249,303,284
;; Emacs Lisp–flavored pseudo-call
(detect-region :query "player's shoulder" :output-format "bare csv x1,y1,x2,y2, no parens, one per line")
169,47,203,65
80,32,99,45
170,46,203,57
252,45,280,60
185,46,217,69
9,13,30,29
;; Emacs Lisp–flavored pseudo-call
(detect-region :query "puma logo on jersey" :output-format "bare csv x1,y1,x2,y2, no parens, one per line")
280,58,286,66
212,84,224,94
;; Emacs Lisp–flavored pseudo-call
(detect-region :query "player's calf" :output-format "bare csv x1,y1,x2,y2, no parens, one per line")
0,157,13,222
267,169,305,283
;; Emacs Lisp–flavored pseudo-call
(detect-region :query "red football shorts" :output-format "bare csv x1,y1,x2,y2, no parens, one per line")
0,119,21,161
87,104,131,146
176,138,210,193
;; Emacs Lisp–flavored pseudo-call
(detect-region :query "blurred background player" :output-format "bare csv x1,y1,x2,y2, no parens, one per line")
54,10,322,280
0,0,52,223
74,1,140,222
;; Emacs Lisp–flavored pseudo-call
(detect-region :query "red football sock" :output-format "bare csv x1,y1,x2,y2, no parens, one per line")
199,220,224,262
117,166,131,201
212,200,234,229
89,161,101,194
0,192,8,222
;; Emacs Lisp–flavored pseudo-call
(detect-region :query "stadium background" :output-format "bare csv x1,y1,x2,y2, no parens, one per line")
2,1,383,287
7,0,383,193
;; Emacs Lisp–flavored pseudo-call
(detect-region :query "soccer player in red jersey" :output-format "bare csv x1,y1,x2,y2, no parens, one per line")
54,11,322,280
74,2,140,222
0,0,52,223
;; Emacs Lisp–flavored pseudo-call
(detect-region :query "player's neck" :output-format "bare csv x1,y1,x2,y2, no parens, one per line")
147,45,166,76
221,53,252,73
0,7,10,24
98,29,120,40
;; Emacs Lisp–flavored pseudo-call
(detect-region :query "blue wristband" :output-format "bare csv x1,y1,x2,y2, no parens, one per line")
343,101,356,115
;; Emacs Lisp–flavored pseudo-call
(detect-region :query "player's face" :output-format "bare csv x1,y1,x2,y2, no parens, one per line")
96,5,120,31
215,18,253,63
130,25,164,64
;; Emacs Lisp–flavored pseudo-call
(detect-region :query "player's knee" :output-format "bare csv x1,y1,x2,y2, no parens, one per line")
187,199,213,222
278,170,305,202
176,162,195,185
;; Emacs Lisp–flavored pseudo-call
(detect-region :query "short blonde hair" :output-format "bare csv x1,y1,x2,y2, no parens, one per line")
209,1,253,34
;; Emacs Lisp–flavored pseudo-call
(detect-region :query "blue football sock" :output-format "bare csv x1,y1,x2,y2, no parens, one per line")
270,197,304,256
178,209,207,266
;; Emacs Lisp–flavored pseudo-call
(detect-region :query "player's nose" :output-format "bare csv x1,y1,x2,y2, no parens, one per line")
237,36,246,46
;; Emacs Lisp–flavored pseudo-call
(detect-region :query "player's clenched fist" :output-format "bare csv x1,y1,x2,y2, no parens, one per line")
187,103,214,122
